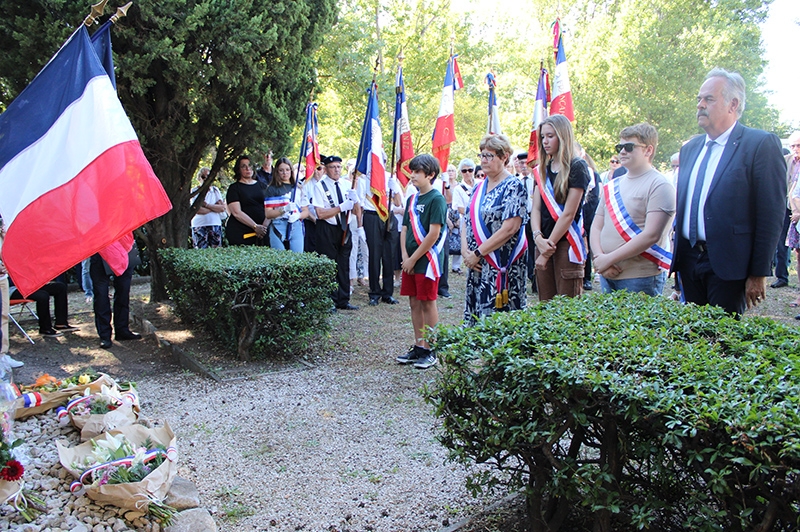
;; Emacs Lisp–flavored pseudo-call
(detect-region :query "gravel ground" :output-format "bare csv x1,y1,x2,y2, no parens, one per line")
2,273,501,532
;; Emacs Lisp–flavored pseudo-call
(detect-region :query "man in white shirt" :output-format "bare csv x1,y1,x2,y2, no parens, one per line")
309,155,361,310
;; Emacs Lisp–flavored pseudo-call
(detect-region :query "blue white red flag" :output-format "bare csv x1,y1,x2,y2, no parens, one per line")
486,72,502,135
356,81,389,221
550,21,575,122
432,54,463,173
527,67,550,165
393,65,415,188
299,103,320,182
0,27,171,296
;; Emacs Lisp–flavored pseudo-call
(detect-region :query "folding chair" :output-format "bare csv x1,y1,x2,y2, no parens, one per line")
8,288,38,344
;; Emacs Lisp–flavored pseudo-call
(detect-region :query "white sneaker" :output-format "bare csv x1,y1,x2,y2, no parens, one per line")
1,354,24,368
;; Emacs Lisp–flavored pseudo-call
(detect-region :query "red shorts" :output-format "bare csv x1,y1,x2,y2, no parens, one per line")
400,271,439,301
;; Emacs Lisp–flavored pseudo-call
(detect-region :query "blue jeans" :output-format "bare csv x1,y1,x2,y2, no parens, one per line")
269,218,304,253
81,257,93,298
600,271,666,296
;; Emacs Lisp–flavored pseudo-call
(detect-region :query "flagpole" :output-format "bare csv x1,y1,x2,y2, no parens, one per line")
284,87,315,244
83,0,108,26
388,51,403,186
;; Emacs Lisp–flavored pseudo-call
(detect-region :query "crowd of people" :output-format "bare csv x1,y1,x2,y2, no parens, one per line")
1,67,796,371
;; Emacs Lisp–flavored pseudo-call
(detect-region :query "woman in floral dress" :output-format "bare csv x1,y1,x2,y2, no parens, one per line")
462,134,529,325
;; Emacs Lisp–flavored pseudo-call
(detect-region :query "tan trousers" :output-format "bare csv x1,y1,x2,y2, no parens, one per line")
535,239,584,301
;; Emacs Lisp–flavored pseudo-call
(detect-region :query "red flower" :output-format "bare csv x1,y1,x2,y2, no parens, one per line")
0,459,24,481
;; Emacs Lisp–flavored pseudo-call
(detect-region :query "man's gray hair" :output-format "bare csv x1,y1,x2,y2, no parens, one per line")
705,67,746,118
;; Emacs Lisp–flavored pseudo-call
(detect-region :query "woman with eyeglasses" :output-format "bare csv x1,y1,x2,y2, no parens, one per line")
531,115,591,300
226,154,268,246
602,155,623,184
462,135,529,325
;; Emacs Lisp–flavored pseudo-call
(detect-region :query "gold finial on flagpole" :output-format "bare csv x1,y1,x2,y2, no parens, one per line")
110,2,133,23
83,0,109,26
397,48,405,65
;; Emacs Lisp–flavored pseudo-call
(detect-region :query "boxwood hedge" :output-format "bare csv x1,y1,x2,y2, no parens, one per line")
160,247,336,360
427,291,800,531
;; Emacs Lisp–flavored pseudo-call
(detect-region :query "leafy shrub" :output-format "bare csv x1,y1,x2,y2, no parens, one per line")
160,247,336,360
426,291,800,532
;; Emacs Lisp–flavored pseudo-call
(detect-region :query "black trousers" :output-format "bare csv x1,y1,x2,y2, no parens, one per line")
774,208,791,283
439,247,450,293
316,222,352,307
304,219,318,253
363,211,395,299
675,238,746,317
10,282,68,332
90,254,134,340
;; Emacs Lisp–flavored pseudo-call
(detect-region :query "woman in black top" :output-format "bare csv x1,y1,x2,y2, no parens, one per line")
530,115,590,300
226,155,268,246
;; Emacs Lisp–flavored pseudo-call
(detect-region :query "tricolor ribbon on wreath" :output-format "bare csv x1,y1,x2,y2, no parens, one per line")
469,179,528,308
533,168,586,264
407,193,448,281
603,179,672,270
69,446,178,494
55,388,139,422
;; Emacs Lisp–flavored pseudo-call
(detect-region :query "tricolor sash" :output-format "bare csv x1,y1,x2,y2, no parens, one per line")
408,193,448,280
603,179,672,270
469,178,528,308
534,169,586,264
264,196,290,210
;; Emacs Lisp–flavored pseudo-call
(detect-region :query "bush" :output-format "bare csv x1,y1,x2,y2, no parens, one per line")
426,291,800,532
160,247,336,360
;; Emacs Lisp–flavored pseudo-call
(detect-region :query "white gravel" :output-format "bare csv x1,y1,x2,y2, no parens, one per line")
2,361,500,531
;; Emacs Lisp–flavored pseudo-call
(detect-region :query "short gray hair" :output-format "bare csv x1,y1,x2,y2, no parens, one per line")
705,67,746,118
458,158,476,171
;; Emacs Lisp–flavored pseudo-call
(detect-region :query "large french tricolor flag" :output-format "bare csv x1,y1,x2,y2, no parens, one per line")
393,65,415,188
0,26,171,297
527,67,550,165
550,21,575,122
299,102,320,182
356,81,389,221
486,72,502,135
431,54,463,173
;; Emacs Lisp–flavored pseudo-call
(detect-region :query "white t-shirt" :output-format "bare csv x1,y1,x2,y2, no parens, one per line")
190,186,224,228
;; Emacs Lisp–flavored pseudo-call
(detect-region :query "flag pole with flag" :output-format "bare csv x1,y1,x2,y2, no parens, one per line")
527,62,550,165
431,51,463,173
298,101,320,187
486,72,502,135
550,19,575,122
0,23,171,296
355,80,389,221
391,56,414,188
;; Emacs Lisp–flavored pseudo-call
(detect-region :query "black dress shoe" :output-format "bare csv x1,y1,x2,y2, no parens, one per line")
381,296,400,305
116,331,142,341
369,297,380,306
99,339,113,349
795,314,800,321
337,303,359,311
583,280,593,291
770,279,789,288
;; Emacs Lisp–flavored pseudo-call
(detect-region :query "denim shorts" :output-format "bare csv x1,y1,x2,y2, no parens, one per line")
600,271,666,296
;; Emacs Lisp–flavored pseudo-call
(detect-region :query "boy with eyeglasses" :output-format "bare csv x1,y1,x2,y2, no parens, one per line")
590,123,675,296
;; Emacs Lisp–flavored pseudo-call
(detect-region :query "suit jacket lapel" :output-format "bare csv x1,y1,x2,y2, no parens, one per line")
676,137,704,226
707,122,744,198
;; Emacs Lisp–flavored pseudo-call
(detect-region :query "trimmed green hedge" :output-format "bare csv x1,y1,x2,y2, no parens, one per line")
160,247,336,360
427,291,800,531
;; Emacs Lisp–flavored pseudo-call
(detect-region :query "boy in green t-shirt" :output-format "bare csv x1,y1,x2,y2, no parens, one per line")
396,154,448,369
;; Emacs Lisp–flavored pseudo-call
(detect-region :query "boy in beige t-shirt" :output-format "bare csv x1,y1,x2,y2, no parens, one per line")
590,123,675,296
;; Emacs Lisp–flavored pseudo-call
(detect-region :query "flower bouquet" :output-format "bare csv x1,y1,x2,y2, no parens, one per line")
14,370,117,419
57,423,178,524
1,382,45,521
56,384,140,441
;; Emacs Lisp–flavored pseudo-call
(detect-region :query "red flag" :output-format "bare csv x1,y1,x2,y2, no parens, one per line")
432,54,462,173
0,27,171,296
550,21,575,122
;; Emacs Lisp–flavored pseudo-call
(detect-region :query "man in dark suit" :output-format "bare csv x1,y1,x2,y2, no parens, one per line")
672,68,786,316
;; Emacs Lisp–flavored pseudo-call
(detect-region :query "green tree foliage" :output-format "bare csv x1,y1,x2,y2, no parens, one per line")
0,0,337,299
